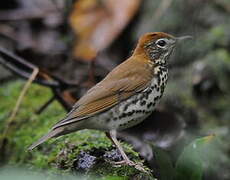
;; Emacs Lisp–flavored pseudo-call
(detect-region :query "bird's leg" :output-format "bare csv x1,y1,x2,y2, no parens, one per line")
106,130,148,173
106,130,133,165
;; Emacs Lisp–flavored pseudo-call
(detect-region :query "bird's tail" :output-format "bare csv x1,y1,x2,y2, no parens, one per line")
28,127,63,151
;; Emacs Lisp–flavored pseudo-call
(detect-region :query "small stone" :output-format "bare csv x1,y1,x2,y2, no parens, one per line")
104,149,123,162
73,151,96,172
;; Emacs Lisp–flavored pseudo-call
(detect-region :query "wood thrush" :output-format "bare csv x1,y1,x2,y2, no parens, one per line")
28,32,191,170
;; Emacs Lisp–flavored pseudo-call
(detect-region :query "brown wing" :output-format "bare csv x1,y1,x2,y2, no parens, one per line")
53,56,153,129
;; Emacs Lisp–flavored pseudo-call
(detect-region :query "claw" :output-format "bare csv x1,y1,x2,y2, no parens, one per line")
111,160,148,173
134,163,148,173
106,131,149,173
112,159,134,166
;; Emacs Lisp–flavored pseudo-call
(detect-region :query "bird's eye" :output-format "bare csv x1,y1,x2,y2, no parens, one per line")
156,39,167,48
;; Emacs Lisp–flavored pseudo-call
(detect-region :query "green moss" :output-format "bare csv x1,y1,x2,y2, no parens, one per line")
0,81,149,178
92,162,139,178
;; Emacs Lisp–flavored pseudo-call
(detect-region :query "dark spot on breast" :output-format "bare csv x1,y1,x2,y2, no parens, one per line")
145,111,151,114
128,119,135,123
123,104,129,111
147,102,153,109
119,114,125,119
127,110,135,116
154,96,160,101
143,89,152,99
157,76,161,84
151,84,157,90
140,100,146,106
136,110,142,113
132,98,138,104
160,86,165,94
119,123,126,127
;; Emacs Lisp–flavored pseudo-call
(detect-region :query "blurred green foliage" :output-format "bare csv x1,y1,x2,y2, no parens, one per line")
0,168,129,180
175,135,217,180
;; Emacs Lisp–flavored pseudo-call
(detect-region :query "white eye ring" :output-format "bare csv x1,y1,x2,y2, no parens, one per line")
156,39,167,48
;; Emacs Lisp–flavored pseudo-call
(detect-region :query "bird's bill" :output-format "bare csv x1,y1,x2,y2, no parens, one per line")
176,35,193,41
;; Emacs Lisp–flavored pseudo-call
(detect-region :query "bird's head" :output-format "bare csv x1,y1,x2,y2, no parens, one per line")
133,32,191,66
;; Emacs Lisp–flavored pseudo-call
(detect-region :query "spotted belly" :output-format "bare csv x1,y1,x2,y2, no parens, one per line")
112,81,163,130
85,71,168,131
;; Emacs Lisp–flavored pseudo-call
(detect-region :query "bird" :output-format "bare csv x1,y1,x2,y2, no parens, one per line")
28,32,191,169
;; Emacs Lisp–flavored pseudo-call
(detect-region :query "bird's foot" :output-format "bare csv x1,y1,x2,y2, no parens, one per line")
112,160,148,173
112,159,135,166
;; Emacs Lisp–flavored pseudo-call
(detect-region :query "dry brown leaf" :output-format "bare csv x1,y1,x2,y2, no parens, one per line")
69,0,142,61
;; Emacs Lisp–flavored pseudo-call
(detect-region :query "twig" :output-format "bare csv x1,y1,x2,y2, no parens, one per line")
0,47,79,112
0,47,60,87
36,95,56,114
2,68,39,138
52,88,72,111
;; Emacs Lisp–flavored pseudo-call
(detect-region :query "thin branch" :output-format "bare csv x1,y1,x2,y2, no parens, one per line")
52,88,72,111
36,95,56,114
2,68,39,139
0,68,39,149
0,47,80,113
0,47,60,87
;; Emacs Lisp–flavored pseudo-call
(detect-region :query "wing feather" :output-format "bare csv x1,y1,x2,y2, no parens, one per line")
53,57,153,129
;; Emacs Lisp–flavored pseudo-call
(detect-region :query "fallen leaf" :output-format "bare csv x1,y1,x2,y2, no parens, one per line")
69,0,142,61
